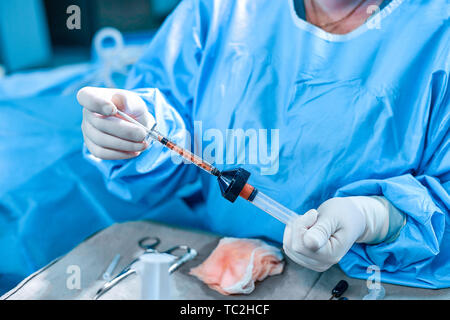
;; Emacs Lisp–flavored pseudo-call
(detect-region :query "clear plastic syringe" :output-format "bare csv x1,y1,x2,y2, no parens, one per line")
239,183,297,224
116,110,220,177
215,168,298,224
116,110,297,224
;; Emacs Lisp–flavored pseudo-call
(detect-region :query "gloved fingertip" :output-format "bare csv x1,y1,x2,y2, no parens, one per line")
112,93,130,114
303,229,325,251
297,209,319,228
102,103,117,116
305,208,318,219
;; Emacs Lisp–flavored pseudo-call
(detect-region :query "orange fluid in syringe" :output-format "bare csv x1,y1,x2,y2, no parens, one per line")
115,109,220,177
155,133,221,176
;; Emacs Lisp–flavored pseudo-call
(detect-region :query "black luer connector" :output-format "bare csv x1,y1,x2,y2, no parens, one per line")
217,168,251,203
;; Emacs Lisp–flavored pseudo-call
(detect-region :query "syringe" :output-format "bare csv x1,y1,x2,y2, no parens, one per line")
116,110,220,177
216,168,297,224
116,110,297,224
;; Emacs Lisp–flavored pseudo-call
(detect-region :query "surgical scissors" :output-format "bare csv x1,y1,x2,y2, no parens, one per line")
93,236,197,300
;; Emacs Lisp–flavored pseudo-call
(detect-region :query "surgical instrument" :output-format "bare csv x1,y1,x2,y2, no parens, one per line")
116,110,298,225
93,236,197,300
102,253,121,281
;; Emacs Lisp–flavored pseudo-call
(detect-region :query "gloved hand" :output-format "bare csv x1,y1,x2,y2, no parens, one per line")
77,87,155,160
283,196,404,272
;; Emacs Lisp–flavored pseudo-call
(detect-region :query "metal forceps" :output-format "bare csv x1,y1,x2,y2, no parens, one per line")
93,236,197,300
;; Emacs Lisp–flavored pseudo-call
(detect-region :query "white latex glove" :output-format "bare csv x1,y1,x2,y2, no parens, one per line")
283,196,404,272
77,87,155,160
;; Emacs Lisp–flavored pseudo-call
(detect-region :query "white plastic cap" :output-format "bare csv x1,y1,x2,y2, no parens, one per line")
137,253,175,300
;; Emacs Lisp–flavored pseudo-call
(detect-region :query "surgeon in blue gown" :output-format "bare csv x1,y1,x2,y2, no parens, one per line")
78,0,449,289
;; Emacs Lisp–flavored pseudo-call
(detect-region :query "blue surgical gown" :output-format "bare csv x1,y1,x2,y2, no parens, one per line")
86,0,449,288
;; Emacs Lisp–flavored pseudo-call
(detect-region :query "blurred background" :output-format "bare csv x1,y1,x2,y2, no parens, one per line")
0,0,180,74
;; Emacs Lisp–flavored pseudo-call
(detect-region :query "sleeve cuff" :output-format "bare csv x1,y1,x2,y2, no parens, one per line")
383,198,407,243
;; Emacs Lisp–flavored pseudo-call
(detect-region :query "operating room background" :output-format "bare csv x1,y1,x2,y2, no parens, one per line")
0,0,180,73
0,0,209,295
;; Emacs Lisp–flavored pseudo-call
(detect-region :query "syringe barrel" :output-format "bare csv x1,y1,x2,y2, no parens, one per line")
246,189,298,225
217,167,298,224
115,109,220,176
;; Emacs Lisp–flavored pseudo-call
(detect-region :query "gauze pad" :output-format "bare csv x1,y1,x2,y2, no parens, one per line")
189,237,284,295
